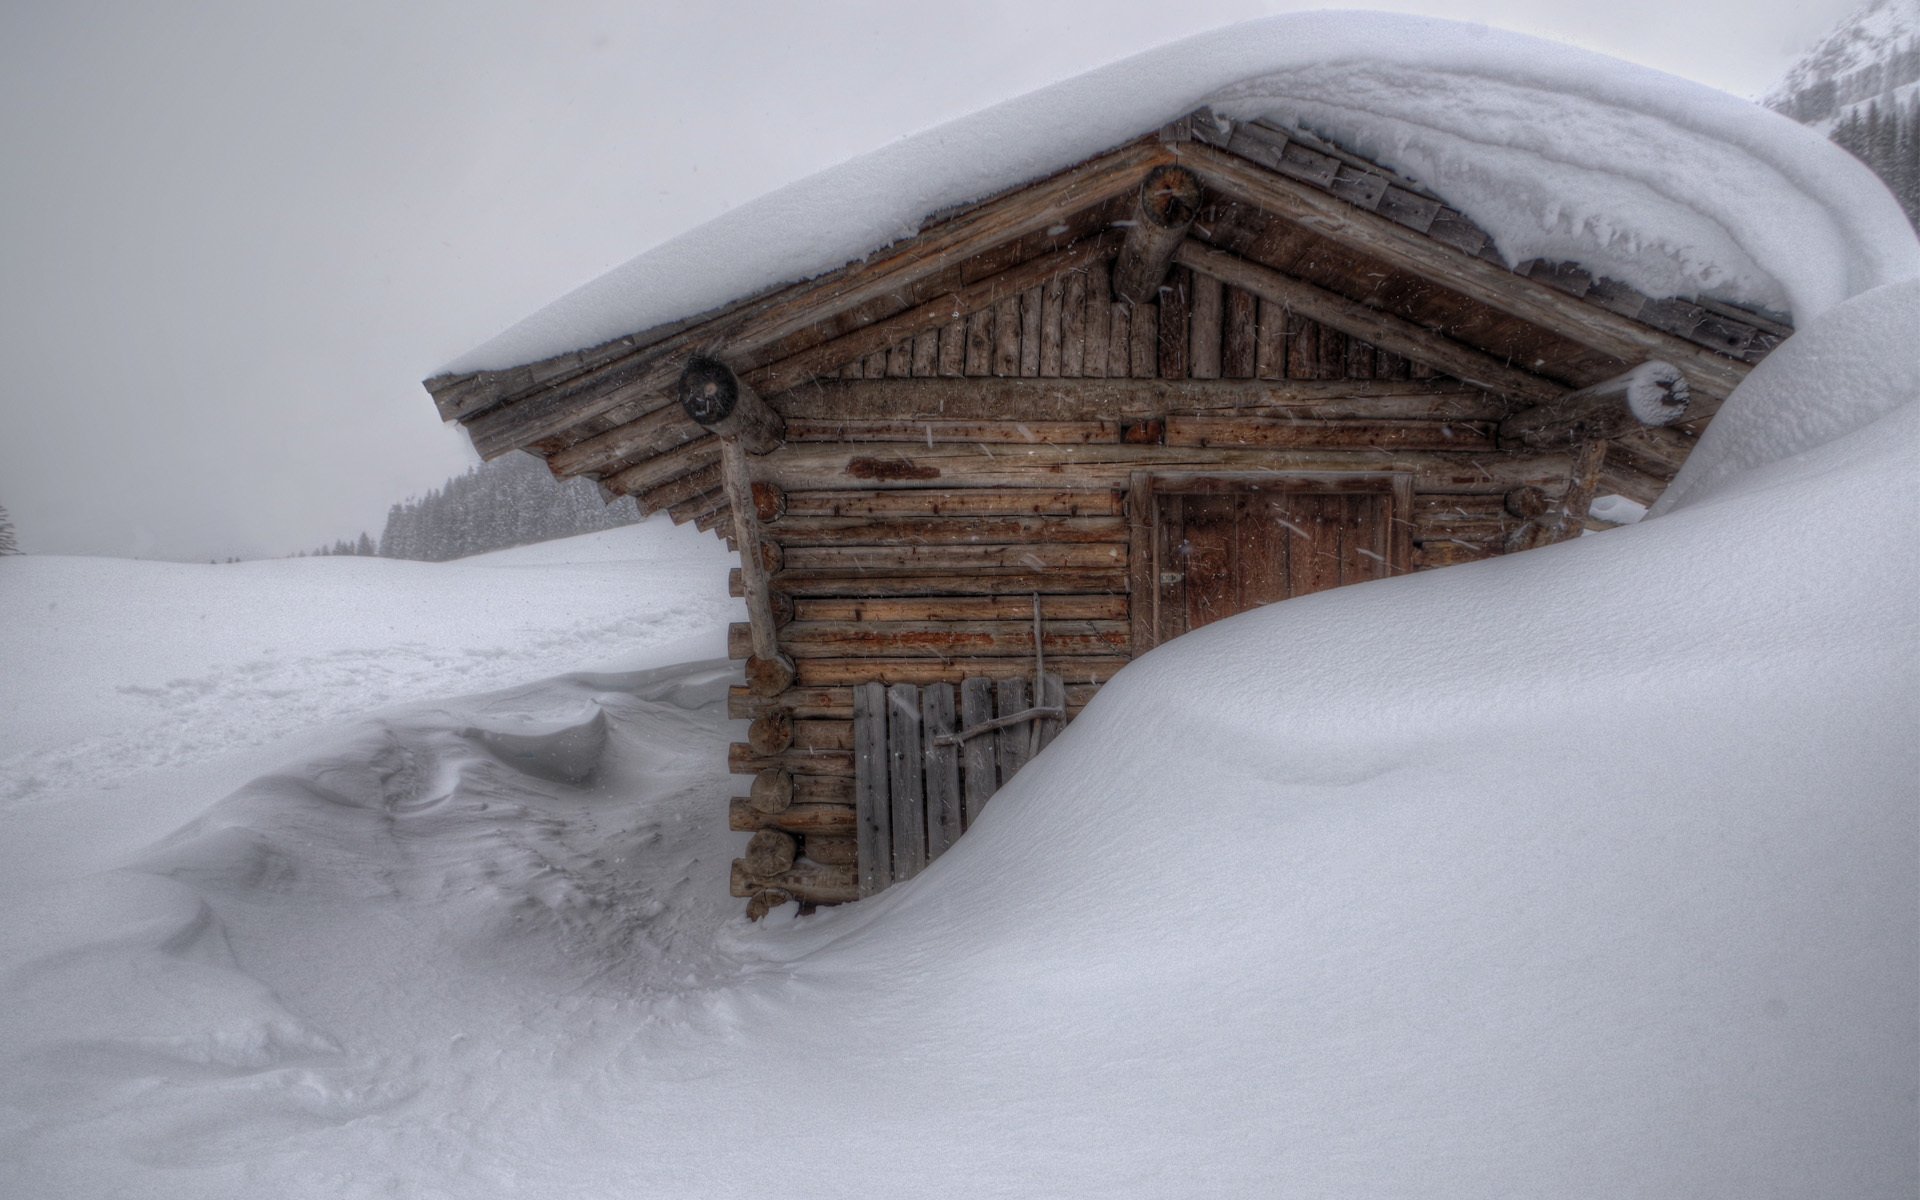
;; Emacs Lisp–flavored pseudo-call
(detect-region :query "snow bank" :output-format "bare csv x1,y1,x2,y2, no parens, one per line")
446,12,1920,375
3,279,1910,1196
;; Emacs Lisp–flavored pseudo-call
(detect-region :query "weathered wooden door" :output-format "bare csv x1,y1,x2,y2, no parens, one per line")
1130,472,1413,651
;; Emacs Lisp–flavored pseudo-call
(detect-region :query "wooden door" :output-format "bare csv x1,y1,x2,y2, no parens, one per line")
1130,473,1412,652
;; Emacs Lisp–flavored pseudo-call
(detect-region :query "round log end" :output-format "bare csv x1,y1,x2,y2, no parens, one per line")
745,888,793,922
748,768,795,814
745,830,798,879
759,540,784,575
1138,165,1203,230
751,480,787,523
769,591,795,628
1504,485,1551,519
748,708,795,756
677,355,739,427
745,653,797,697
1624,361,1690,426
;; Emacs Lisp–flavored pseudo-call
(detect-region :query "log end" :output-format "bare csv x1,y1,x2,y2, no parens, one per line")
678,355,739,427
748,767,795,814
1623,360,1690,426
1138,164,1203,230
745,830,799,878
745,653,797,697
745,888,793,921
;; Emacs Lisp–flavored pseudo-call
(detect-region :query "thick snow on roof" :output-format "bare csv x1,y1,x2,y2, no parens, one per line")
446,11,1920,376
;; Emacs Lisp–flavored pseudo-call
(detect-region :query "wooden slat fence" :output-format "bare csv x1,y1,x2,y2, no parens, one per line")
855,672,1066,896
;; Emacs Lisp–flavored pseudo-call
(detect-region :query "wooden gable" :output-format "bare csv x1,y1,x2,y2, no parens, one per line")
424,109,1791,913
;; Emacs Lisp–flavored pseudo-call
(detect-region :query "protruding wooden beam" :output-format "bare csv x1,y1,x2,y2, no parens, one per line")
678,356,785,454
1506,440,1610,551
1172,240,1564,404
1500,362,1690,448
1112,165,1202,304
719,434,796,696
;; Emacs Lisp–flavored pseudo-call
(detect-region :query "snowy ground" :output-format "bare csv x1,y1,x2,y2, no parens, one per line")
2,284,1915,1198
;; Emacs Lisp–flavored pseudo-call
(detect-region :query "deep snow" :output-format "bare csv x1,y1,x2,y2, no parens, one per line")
3,281,1914,1196
445,11,1919,377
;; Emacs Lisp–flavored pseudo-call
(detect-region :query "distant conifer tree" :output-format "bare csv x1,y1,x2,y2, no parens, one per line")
0,504,19,555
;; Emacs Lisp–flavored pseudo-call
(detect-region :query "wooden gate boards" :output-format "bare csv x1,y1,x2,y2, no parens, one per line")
1129,471,1414,652
855,671,1067,897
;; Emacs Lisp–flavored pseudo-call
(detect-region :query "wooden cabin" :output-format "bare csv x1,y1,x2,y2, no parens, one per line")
423,110,1788,918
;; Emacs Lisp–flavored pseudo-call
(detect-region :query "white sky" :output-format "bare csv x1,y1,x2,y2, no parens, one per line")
0,0,1860,561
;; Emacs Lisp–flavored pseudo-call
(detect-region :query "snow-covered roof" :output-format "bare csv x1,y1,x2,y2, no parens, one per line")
445,12,1920,377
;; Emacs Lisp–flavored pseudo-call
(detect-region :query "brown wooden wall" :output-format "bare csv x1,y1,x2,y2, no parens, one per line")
726,258,1573,877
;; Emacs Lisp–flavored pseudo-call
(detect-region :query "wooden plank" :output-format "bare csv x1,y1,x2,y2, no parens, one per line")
992,294,1021,376
792,595,1127,622
599,439,719,499
1130,301,1159,377
1060,270,1087,377
756,441,1577,495
779,543,1126,573
1040,275,1066,377
1256,298,1287,380
1189,270,1223,379
1083,261,1111,378
779,487,1127,519
731,620,1129,660
730,681,1101,722
796,657,1130,688
912,331,940,377
729,742,855,777
1223,286,1258,378
729,859,857,904
1163,417,1495,452
1158,266,1190,379
853,682,889,897
772,515,1126,546
1018,285,1043,377
741,568,1128,599
937,319,965,377
1286,311,1318,380
1108,304,1132,378
923,684,962,860
887,684,926,881
730,797,856,836
995,678,1033,783
1036,672,1067,753
803,836,859,866
1173,241,1564,404
960,677,997,827
773,376,1502,422
964,309,993,376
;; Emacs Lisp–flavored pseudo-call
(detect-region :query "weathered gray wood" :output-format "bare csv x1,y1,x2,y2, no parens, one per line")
922,684,962,861
1035,672,1067,753
1189,270,1223,379
678,356,786,453
1499,361,1690,448
960,677,996,827
743,830,798,878
774,376,1499,422
887,684,927,881
729,796,855,835
722,441,796,693
1172,241,1563,404
853,682,889,897
729,858,857,904
995,677,1033,784
1113,165,1203,303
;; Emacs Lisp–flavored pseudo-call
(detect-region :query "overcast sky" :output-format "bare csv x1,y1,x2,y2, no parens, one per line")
0,0,1859,561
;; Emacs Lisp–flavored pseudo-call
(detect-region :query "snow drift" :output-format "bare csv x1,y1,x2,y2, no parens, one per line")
446,11,1920,375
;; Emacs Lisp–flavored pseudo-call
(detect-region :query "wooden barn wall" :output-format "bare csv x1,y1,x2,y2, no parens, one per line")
725,257,1573,851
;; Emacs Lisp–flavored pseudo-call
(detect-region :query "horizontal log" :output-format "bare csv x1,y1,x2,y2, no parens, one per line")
729,797,857,835
800,836,859,866
790,657,1130,688
730,858,858,904
771,515,1125,547
785,418,1123,445
774,377,1502,422
729,742,854,777
599,439,720,498
733,567,1127,598
729,620,1129,660
755,442,1576,494
778,487,1127,519
727,680,1104,720
791,595,1128,622
780,543,1127,573
1162,417,1495,452
1173,240,1563,404
1414,540,1500,568
1500,361,1690,448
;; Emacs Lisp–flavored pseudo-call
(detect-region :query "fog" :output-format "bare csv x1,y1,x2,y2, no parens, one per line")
0,0,1855,561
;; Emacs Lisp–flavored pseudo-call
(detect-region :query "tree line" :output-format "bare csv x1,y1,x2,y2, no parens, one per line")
302,452,641,561
1829,93,1920,231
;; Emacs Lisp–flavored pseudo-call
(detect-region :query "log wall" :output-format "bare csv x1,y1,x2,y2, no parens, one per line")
726,257,1554,907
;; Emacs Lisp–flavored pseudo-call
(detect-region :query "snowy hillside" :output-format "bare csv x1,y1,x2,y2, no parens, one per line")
1766,0,1920,130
